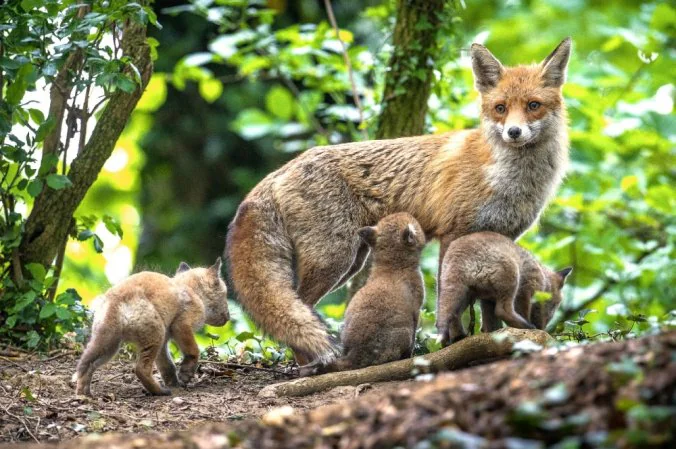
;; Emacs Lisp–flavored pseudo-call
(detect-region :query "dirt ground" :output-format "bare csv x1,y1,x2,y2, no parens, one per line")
0,352,404,445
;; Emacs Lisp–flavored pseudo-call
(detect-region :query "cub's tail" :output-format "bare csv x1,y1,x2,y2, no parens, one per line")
226,199,339,364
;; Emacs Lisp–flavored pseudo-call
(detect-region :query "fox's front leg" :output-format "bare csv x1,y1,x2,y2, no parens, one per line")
171,321,201,384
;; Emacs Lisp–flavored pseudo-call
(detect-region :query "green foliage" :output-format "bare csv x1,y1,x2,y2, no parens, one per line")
0,0,156,349
131,0,675,362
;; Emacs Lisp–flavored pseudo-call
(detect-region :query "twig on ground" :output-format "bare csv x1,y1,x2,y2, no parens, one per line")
198,360,295,377
2,403,40,443
0,356,30,372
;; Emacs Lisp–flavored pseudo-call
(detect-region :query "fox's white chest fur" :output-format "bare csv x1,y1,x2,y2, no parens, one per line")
474,129,568,239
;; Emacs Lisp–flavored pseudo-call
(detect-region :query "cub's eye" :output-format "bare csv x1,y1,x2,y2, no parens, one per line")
528,101,541,111
495,104,506,114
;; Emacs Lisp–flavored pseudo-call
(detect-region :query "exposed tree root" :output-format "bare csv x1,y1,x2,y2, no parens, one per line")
259,328,554,398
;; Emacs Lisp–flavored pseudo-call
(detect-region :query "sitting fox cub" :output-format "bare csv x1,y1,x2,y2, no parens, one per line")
330,213,425,372
73,258,229,396
437,232,571,345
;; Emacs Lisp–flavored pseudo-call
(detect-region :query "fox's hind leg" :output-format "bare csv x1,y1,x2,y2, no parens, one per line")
134,322,170,396
295,228,363,306
480,300,501,333
437,283,471,346
494,290,536,330
156,339,180,387
74,333,121,396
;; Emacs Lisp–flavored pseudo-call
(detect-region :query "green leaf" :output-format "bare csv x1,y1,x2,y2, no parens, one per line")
20,386,36,402
93,234,104,253
103,215,123,238
45,174,72,190
77,229,95,241
236,331,255,342
39,303,57,319
198,77,223,103
55,307,72,320
265,86,294,120
35,117,56,142
25,263,46,282
6,64,34,106
231,108,275,140
26,331,40,348
28,108,45,124
115,75,137,93
27,179,43,197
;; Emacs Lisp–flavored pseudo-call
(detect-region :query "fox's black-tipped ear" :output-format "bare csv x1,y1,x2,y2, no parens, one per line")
402,223,417,245
358,226,377,246
176,262,191,275
541,37,572,88
470,43,504,93
211,257,223,277
557,266,573,282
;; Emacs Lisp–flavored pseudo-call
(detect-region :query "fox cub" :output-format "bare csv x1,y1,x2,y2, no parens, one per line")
437,232,571,345
333,213,425,371
73,258,229,396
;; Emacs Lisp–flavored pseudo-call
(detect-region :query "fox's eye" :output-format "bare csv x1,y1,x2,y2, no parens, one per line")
528,101,540,111
495,104,506,114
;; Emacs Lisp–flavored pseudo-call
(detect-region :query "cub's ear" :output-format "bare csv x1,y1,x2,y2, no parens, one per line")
176,262,191,275
210,257,223,278
357,226,377,246
541,37,572,88
556,266,573,283
402,223,417,245
470,43,504,93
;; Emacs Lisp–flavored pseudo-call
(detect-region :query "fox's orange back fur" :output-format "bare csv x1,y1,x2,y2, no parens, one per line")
226,38,572,365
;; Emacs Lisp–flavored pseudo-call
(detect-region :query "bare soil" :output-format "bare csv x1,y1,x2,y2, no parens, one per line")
0,352,404,445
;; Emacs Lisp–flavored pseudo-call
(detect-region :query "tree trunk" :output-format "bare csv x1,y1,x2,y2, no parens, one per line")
375,0,446,140
349,0,447,297
17,332,675,449
19,21,152,269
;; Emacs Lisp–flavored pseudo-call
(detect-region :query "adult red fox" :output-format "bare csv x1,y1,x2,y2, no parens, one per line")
226,38,572,367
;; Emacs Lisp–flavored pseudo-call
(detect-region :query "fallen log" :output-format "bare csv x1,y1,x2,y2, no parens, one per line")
259,327,554,398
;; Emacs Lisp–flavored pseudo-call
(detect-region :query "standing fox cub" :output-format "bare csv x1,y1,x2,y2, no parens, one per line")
73,259,229,396
227,38,572,366
328,213,425,372
437,232,572,345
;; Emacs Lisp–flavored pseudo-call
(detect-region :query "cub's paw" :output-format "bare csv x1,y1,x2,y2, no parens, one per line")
178,372,194,385
151,387,172,396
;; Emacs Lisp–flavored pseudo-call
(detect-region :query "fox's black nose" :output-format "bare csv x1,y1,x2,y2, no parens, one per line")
508,126,522,139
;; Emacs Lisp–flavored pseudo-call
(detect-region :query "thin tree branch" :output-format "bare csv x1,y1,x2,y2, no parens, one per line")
323,0,367,139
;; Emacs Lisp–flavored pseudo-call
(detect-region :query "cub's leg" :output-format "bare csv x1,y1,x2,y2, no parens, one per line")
171,319,201,384
437,283,471,346
480,300,501,333
74,333,121,396
514,287,535,328
135,327,170,396
156,339,181,387
494,290,536,330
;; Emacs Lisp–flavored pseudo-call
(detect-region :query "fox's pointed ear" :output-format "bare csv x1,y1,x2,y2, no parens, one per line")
541,37,572,88
470,43,504,93
176,262,191,275
210,257,223,277
402,223,417,245
357,226,377,246
556,266,573,283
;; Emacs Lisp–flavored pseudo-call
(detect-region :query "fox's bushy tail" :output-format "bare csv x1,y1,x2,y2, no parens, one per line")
226,199,339,364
